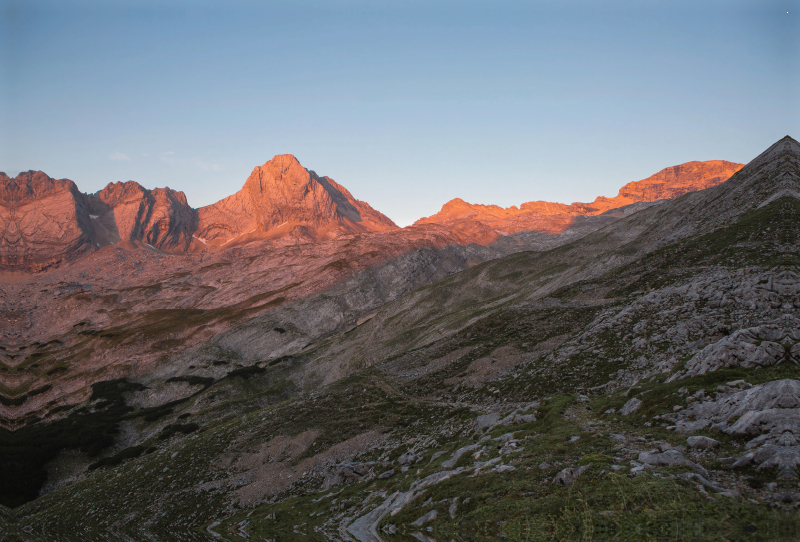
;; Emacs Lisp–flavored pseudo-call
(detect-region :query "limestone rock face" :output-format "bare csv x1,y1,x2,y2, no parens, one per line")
665,379,800,479
0,171,95,273
681,325,792,377
196,154,397,244
88,181,197,252
415,160,744,243
0,154,398,273
592,160,744,210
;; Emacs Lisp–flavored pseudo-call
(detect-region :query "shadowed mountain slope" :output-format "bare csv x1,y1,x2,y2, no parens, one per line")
87,181,198,253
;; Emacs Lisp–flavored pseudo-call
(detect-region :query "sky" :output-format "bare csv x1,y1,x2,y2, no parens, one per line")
1,0,798,226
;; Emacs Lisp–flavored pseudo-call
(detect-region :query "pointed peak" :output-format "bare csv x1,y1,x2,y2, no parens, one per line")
766,134,799,153
670,134,800,235
97,180,147,194
260,154,304,169
742,135,800,170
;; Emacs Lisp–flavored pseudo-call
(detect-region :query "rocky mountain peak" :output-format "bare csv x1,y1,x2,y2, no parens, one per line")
87,181,197,253
245,154,310,193
2,137,800,530
0,171,95,273
1,170,82,203
195,154,397,245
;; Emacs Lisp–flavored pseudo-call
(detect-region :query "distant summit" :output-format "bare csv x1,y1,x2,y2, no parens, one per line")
195,154,398,247
415,160,744,242
88,181,197,253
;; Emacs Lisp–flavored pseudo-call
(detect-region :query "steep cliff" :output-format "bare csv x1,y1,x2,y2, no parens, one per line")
195,154,397,245
0,171,95,274
88,181,197,252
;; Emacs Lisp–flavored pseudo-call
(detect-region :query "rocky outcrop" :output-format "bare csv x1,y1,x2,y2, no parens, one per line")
680,325,794,377
415,160,744,242
195,154,397,244
88,181,197,252
554,464,592,486
664,379,800,480
0,171,96,273
666,380,800,440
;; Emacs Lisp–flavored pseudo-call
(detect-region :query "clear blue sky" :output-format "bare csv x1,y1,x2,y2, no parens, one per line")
2,0,798,226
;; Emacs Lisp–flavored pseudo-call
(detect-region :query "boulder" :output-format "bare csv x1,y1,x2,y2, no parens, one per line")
441,445,478,470
554,464,591,486
638,450,708,478
398,453,423,466
687,436,720,449
620,398,642,416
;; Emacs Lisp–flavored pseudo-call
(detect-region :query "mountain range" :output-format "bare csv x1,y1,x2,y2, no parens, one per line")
0,155,400,274
0,155,741,274
0,137,797,541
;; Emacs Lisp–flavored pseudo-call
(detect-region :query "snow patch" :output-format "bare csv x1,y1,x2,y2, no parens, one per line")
221,229,256,246
89,215,99,219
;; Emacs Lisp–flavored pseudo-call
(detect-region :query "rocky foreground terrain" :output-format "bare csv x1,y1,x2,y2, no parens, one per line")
0,138,796,541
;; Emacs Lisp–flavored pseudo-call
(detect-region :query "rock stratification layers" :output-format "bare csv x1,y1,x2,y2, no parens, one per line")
0,171,95,274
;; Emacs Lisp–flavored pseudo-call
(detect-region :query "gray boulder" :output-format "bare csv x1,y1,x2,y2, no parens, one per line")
554,464,591,486
398,452,423,466
620,398,642,416
441,444,478,470
638,450,709,478
687,436,720,449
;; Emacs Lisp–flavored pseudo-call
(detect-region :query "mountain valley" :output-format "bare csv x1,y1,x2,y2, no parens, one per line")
0,138,798,541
